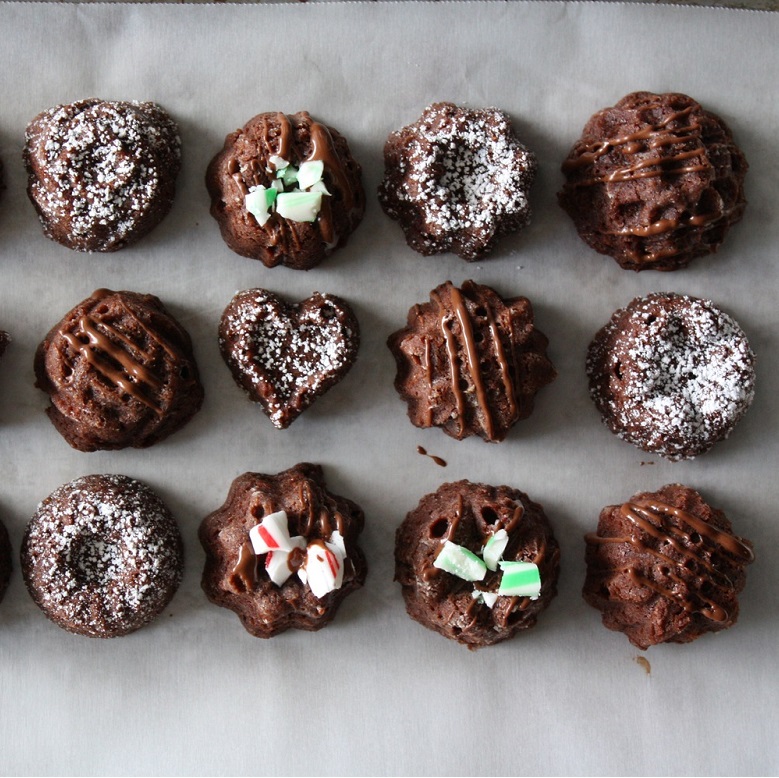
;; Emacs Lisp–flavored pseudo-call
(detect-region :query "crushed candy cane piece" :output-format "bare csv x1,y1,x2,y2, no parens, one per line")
303,539,345,598
434,540,487,581
498,561,541,599
482,529,509,571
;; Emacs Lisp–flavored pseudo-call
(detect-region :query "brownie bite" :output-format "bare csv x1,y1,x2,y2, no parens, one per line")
583,484,754,649
586,292,755,460
35,288,204,451
21,474,184,638
388,280,555,442
24,98,181,252
199,463,367,638
395,480,560,648
379,102,537,261
559,91,747,271
206,111,365,270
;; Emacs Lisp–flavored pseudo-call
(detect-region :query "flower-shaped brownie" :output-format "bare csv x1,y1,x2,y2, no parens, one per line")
388,280,555,442
379,102,537,261
199,463,367,638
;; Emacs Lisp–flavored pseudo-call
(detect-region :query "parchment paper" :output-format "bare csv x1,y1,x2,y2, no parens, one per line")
0,3,777,775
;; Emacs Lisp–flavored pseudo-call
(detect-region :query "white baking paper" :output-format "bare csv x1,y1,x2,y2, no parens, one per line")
0,2,777,775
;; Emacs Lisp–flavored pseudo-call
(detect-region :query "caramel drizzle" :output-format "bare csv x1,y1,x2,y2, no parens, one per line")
587,499,753,623
229,541,258,592
430,285,518,439
60,290,182,415
563,103,732,248
562,105,703,180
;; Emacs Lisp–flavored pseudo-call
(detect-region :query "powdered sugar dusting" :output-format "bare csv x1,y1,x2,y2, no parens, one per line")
24,99,181,252
379,102,536,259
588,293,756,460
220,289,359,429
21,474,183,638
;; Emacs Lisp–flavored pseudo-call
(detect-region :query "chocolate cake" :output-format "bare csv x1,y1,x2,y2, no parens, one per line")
558,91,748,271
199,463,367,638
586,292,756,460
206,111,365,270
24,98,181,252
583,483,754,648
388,280,555,442
379,102,537,261
395,480,560,648
218,288,359,429
35,288,204,451
21,474,184,638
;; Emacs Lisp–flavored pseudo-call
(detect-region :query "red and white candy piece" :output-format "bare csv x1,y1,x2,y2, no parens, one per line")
298,537,345,599
264,538,306,586
249,510,305,555
248,511,348,595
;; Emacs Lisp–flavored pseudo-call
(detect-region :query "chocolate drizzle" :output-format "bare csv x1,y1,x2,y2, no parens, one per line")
430,282,519,441
416,446,447,467
587,497,753,623
59,289,185,415
563,103,733,243
558,91,748,271
229,541,258,592
389,280,555,443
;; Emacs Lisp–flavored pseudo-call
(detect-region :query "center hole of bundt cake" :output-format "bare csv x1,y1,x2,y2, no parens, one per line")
439,142,495,209
69,533,121,584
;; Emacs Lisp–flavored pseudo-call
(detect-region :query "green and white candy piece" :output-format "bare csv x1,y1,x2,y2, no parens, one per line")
275,191,323,222
497,561,541,599
277,164,299,186
308,180,331,196
270,179,285,193
482,529,509,571
297,159,325,190
471,589,499,609
245,186,278,227
268,155,289,172
434,540,487,582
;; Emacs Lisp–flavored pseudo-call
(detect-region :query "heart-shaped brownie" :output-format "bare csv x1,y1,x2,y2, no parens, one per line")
219,289,360,429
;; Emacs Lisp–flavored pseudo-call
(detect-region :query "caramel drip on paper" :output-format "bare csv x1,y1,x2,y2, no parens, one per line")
416,446,447,467
587,499,753,623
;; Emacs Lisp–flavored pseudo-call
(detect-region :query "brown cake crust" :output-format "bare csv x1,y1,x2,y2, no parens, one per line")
0,518,11,605
379,102,537,261
586,292,755,461
395,480,560,648
388,280,555,442
199,463,367,638
558,91,747,271
34,288,204,452
23,98,181,253
206,111,365,270
219,289,359,429
20,474,184,638
583,484,754,649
